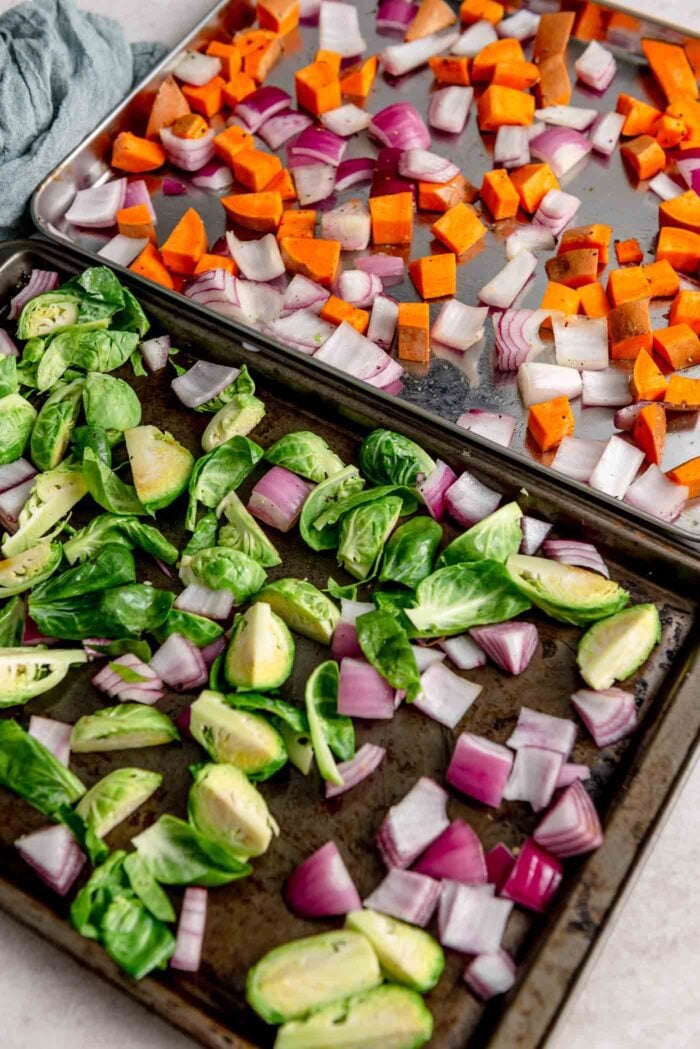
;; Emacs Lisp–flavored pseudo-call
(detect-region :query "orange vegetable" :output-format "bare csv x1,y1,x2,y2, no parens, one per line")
145,75,190,140
320,296,369,334
620,135,666,182
558,224,612,266
631,349,668,401
632,403,666,464
428,55,471,86
221,191,284,232
265,168,297,201
667,97,700,146
245,37,282,83
111,132,165,173
665,374,700,407
614,238,643,265
370,192,414,245
171,114,209,140
574,2,608,42
130,243,174,290
257,0,299,35
182,76,226,118
492,60,540,91
616,94,663,136
659,190,700,235
471,39,524,84
279,237,340,286
459,0,503,26
481,169,519,220
652,114,685,149
315,50,342,75
477,85,534,130
232,148,282,191
405,0,456,43
545,249,599,289
339,56,378,98
606,266,650,307
277,209,316,240
159,208,207,275
534,55,571,108
541,281,580,317
666,457,700,497
213,125,254,166
194,254,237,276
398,302,430,363
609,299,653,360
223,73,257,107
642,259,679,299
656,227,700,274
235,29,277,55
431,202,487,255
117,205,155,242
206,41,242,80
509,163,559,214
295,60,341,115
408,253,457,299
641,39,697,103
417,174,478,212
533,11,575,60
670,290,700,333
686,39,700,80
528,396,575,452
578,281,610,318
653,324,700,370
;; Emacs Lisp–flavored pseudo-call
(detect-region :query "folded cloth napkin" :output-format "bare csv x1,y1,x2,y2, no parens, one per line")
0,0,165,237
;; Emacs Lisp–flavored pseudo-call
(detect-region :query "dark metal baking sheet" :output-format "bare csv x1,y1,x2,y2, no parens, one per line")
29,1,700,546
1,237,700,1049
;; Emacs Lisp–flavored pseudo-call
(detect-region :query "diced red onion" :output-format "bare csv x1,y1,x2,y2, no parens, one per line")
93,653,163,702
28,716,71,766
575,40,616,91
376,0,418,31
469,622,538,676
399,148,460,184
557,762,590,788
357,256,404,287
162,177,187,196
331,599,374,661
527,120,546,142
485,843,515,892
533,189,581,237
445,470,501,528
334,271,382,308
494,308,548,371
417,461,457,521
589,436,645,500
411,645,444,672
0,459,36,494
64,180,127,229
465,951,516,999
414,661,481,729
589,112,625,157
503,746,563,811
457,410,516,448
319,0,367,58
236,86,290,132
501,838,562,912
364,868,441,927
285,841,361,917
380,29,458,76
571,687,637,747
506,226,555,260
553,315,608,371
314,322,393,382
321,200,370,251
335,157,376,191
160,126,215,171
534,780,603,858
371,146,417,199
172,360,240,409
438,634,487,670
325,742,386,798
624,465,688,521
192,159,233,191
183,269,244,320
530,127,592,178
535,106,597,131
452,20,497,57
0,329,17,357
494,126,530,169
518,362,582,408
98,234,149,267
431,301,487,352
320,104,372,137
237,280,284,325
338,657,396,719
498,8,539,39
0,477,35,533
428,86,473,135
613,401,677,432
9,269,60,319
414,819,487,883
581,370,631,408
507,706,576,759
543,538,610,578
370,102,431,150
290,127,347,167
201,636,226,668
439,881,513,954
226,231,285,281
676,156,700,189
123,179,156,222
281,275,329,315
479,251,538,309
446,733,513,807
171,887,207,972
649,172,683,200
520,515,552,555
23,616,57,647
266,310,335,354
248,467,313,533
173,50,221,86
138,335,170,373
258,109,313,149
174,585,233,621
15,824,85,896
150,633,207,692
377,777,450,869
367,295,399,350
291,163,337,206
368,360,405,393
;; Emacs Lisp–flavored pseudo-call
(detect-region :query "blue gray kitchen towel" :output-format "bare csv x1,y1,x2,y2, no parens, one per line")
0,0,165,237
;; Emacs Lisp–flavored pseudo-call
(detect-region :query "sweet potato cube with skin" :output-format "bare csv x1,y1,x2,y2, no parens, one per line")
665,374,700,407
117,205,155,241
477,86,535,131
257,0,300,36
579,282,610,319
130,243,174,289
182,77,226,118
370,192,414,245
653,324,700,370
398,302,430,362
223,73,256,107
481,170,519,221
418,175,478,212
528,396,575,452
277,210,316,240
279,237,340,286
534,55,571,108
295,61,341,115
194,254,237,276
172,114,210,140
656,227,700,274
409,254,457,299
642,260,679,299
545,249,599,289
206,42,242,80
642,39,697,104
607,267,650,307
214,125,254,165
428,56,471,86
616,94,663,136
541,281,579,318
406,0,457,43
653,114,685,149
533,11,575,61
632,403,666,465
245,37,283,83
221,191,284,233
471,40,525,84
159,208,207,275
232,148,283,191
460,0,504,25
340,56,378,99
432,202,486,256
670,290,700,333
509,164,559,214
668,98,700,146
111,132,165,173
609,299,653,360
621,135,666,182
558,224,612,267
145,75,191,140
667,458,700,498
492,61,540,91
631,349,667,402
320,296,369,334
659,191,700,235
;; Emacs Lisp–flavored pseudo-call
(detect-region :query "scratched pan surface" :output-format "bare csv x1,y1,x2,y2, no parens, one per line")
30,1,700,545
1,238,700,1049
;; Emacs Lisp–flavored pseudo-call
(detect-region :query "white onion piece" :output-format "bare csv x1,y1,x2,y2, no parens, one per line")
160,126,215,171
571,687,637,747
64,179,127,228
445,471,501,527
464,951,516,1000
553,315,608,371
399,148,460,184
226,232,285,281
0,329,17,357
171,887,207,972
497,8,539,39
236,86,291,133
377,776,450,869
624,465,689,521
367,295,399,349
649,173,683,200
581,370,632,408
452,20,497,56
503,746,563,811
494,125,530,169
589,436,645,499
557,763,591,788
535,105,597,131
15,824,85,896
589,112,625,157
172,360,240,409
507,706,576,759
575,40,617,90
494,309,549,371
335,270,382,308
530,126,592,177
192,160,234,191
174,585,233,620
479,251,537,309
281,275,329,315
518,362,582,407
321,200,371,250
28,716,71,766
551,437,606,483
505,226,555,260
379,30,459,76
543,538,610,577
438,634,486,670
431,301,487,351
356,254,405,285
291,163,336,205
98,235,148,266
414,662,482,729
184,269,243,320
439,882,513,954
428,86,473,134
0,477,35,533
527,121,546,142
364,868,441,927
315,323,392,381
265,310,335,354
411,645,445,672
457,410,516,448
319,0,367,57
237,280,284,325
150,633,207,691
533,189,581,237
520,516,552,555
173,50,221,85
320,104,372,136
366,355,405,391
0,459,36,494
325,742,386,798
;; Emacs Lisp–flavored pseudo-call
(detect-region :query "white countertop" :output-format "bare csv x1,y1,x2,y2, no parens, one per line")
2,1,700,1047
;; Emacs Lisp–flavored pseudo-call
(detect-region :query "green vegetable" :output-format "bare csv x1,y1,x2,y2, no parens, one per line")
305,661,355,787
299,466,365,551
379,516,442,588
2,462,87,558
195,364,255,414
202,395,266,451
0,355,18,397
30,379,84,471
406,561,531,638
153,607,224,647
82,449,147,518
189,689,287,781
326,577,361,601
337,495,403,581
186,435,263,531
32,544,136,603
356,609,421,701
75,768,162,837
253,577,339,644
577,603,661,690
227,693,312,775
180,547,266,604
0,647,88,706
216,489,281,567
101,894,175,979
71,851,130,938
345,910,444,993
438,502,523,567
16,291,82,340
314,485,418,532
246,930,382,1025
132,814,251,887
30,581,172,640
188,762,279,859
0,596,25,646
112,287,149,338
183,512,218,557
83,637,152,662
122,853,176,923
63,513,177,565
224,602,295,690
124,424,194,513
0,393,36,465
0,719,85,814
71,704,179,752
506,554,629,626
264,431,345,483
359,429,436,487
0,541,62,598
71,424,112,467
83,372,142,436
274,984,433,1049
37,330,139,391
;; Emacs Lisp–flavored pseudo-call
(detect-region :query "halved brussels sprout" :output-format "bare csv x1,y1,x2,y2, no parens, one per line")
202,395,266,451
30,379,84,471
83,372,142,436
125,425,194,512
75,767,162,837
345,910,445,993
188,762,279,858
180,547,266,604
2,462,87,558
225,603,295,690
506,554,629,626
0,647,88,707
359,429,435,487
0,541,62,599
439,502,523,567
132,814,251,887
71,704,179,752
16,292,82,340
0,393,37,466
577,603,661,690
264,431,345,483
189,689,287,780
379,516,442,588
337,495,402,581
216,489,281,567
253,577,339,644
299,465,365,552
